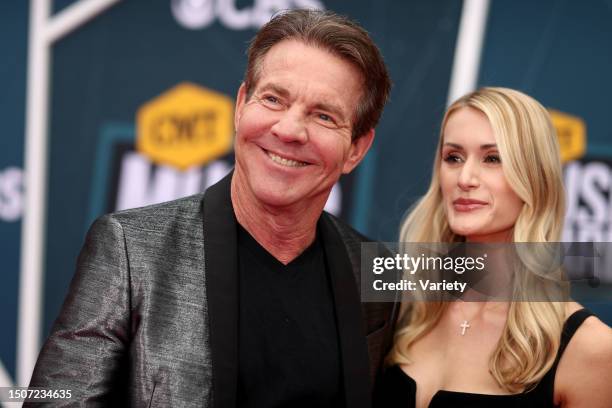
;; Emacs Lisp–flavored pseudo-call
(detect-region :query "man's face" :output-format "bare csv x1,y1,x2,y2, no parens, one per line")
233,40,374,209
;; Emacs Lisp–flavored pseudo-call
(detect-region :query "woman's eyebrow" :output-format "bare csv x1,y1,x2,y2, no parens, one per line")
443,142,463,150
480,143,497,149
442,143,498,150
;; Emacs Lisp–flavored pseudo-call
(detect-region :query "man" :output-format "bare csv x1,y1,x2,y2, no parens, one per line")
28,9,395,407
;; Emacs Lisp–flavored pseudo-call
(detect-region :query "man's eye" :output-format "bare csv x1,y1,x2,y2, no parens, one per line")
316,113,339,126
264,95,278,104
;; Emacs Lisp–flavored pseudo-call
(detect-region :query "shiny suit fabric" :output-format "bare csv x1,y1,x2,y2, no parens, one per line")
27,174,397,407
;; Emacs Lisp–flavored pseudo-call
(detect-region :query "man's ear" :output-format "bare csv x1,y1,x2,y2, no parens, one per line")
234,82,247,131
342,128,375,174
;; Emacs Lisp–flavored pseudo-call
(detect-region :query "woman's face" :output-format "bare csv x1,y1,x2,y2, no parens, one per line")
439,107,524,242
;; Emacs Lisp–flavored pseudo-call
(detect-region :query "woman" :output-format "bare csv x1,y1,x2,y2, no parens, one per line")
375,87,612,407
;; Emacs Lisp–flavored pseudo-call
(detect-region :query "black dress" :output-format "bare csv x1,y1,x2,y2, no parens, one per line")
373,309,594,407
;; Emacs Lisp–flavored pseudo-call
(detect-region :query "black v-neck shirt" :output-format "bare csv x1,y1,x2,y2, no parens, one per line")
236,225,343,408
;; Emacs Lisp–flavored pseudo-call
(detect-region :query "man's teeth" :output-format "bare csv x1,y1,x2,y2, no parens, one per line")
267,151,307,167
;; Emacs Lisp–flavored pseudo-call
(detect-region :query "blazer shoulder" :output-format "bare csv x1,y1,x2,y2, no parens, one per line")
100,193,206,232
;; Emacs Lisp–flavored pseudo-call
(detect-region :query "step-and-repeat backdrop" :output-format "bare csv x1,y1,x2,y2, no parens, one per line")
1,0,611,389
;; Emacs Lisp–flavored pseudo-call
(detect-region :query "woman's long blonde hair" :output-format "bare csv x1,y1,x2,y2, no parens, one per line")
387,87,568,392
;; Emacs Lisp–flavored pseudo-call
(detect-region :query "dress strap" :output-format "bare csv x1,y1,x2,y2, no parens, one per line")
529,308,594,404
553,308,594,368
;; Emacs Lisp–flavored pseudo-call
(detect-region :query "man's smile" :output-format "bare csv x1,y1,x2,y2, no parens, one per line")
264,149,309,167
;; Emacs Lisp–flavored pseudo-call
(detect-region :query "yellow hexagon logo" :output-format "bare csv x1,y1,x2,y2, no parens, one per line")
137,82,234,170
549,109,586,163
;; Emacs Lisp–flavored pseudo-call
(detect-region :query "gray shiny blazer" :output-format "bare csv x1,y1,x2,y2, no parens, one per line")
28,173,397,407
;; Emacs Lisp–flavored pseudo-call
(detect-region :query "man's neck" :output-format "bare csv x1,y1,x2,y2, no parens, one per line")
231,173,326,265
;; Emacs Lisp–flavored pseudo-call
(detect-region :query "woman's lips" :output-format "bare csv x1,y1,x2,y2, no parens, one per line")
453,198,488,212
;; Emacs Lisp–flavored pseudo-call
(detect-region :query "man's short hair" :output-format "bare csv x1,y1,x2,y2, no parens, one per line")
244,9,391,140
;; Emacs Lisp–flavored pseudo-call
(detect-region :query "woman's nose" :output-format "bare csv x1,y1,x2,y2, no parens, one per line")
457,159,480,190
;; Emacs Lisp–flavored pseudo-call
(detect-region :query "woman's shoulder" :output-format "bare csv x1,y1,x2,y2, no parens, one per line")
561,302,612,365
554,303,612,407
566,310,612,362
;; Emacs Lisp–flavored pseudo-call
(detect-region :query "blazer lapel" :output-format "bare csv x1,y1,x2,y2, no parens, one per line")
203,172,239,408
319,214,372,408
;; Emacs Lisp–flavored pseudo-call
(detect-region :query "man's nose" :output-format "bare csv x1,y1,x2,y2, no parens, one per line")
270,108,308,144
457,159,480,190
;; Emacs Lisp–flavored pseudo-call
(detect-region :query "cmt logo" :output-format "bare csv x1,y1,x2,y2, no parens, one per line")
171,0,325,30
137,82,234,171
149,111,218,147
549,109,586,163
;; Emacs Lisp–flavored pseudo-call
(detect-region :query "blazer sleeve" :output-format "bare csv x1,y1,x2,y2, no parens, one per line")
26,214,132,406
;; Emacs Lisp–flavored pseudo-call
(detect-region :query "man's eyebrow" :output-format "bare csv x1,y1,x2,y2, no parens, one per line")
257,83,349,123
312,102,347,122
443,142,498,150
257,83,290,99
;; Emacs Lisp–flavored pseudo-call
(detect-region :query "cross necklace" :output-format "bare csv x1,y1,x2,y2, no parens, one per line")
457,300,477,336
456,301,507,335
460,320,471,335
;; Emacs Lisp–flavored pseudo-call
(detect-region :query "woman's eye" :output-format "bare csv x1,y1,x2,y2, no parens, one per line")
443,154,462,163
484,155,501,163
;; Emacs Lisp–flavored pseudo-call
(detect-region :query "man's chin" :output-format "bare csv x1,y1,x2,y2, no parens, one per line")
252,189,303,208
251,184,327,210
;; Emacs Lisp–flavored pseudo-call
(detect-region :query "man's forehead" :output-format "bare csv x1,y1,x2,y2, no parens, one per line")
253,42,363,114
257,40,363,86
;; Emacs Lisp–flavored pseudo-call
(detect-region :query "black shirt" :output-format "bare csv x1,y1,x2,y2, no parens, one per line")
237,224,343,408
